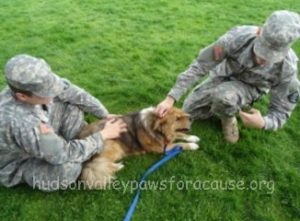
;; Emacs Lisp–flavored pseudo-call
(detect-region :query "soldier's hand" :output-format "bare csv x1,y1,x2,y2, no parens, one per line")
239,108,265,129
99,119,127,140
105,114,122,119
155,96,175,118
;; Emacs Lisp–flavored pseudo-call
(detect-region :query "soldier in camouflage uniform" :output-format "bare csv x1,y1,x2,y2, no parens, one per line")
156,10,300,143
0,54,127,191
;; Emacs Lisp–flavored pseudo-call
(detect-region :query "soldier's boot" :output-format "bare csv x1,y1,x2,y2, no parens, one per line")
221,116,239,143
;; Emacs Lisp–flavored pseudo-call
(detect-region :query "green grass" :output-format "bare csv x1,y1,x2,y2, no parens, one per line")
0,0,300,220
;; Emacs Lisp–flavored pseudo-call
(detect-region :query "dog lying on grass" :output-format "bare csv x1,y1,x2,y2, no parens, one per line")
78,107,200,189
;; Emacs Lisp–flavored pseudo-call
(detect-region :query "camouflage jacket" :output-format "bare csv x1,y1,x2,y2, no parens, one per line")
0,78,108,187
168,25,300,130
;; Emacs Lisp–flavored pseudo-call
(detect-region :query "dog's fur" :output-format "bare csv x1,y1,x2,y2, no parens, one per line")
78,107,200,189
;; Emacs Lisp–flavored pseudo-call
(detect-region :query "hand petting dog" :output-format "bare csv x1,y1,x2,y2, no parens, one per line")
99,118,127,140
79,107,200,189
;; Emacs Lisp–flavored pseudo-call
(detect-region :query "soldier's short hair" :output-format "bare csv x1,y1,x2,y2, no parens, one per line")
8,83,33,97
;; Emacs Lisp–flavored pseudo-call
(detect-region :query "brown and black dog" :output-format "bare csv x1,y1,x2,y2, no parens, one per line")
78,107,200,189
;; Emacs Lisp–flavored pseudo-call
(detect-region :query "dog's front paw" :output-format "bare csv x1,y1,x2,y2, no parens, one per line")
186,135,200,143
188,143,199,150
115,162,124,171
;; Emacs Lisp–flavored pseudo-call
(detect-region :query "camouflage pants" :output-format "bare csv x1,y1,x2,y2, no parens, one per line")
22,102,86,191
183,77,261,120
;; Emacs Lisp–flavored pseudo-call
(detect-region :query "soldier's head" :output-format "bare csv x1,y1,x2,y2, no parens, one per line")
5,54,65,105
254,10,300,64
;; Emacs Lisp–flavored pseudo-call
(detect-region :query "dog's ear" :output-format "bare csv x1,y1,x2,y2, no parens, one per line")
152,115,176,143
152,110,171,132
153,117,163,131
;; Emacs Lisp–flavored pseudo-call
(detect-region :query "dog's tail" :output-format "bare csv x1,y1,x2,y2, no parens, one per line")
80,157,124,189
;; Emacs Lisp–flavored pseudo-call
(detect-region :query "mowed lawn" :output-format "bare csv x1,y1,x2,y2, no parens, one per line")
0,0,300,220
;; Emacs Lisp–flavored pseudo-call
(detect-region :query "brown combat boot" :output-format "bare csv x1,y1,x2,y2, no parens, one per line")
221,117,239,143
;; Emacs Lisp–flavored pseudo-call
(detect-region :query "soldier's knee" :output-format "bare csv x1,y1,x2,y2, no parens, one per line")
182,97,201,119
61,103,86,140
182,104,196,120
182,100,192,113
182,98,212,120
211,90,239,117
59,162,82,182
25,161,82,192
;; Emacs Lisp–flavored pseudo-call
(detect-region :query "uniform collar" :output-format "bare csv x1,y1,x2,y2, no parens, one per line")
6,87,50,121
237,40,256,68
237,39,277,69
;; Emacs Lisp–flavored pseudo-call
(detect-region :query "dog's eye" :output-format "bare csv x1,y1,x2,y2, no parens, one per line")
176,116,181,121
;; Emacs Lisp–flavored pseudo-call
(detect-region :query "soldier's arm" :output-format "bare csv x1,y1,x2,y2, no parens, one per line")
168,27,237,101
263,75,299,130
12,122,104,165
56,79,109,118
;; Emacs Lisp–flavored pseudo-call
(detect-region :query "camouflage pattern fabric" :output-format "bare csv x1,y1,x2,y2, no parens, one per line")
168,24,300,130
0,55,109,191
182,77,261,120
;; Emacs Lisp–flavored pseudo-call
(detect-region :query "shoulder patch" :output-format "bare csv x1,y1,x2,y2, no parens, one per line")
39,123,53,134
288,91,299,104
214,45,224,61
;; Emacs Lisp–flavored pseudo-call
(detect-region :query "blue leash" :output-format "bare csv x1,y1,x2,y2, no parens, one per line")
123,145,183,221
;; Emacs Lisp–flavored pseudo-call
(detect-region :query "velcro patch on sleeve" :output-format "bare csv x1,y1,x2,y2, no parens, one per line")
288,91,299,104
39,123,53,134
214,45,224,61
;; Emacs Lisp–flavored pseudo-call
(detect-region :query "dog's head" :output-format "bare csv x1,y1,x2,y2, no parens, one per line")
141,107,191,143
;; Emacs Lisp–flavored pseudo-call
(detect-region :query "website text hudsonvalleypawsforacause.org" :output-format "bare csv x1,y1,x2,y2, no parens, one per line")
33,176,275,194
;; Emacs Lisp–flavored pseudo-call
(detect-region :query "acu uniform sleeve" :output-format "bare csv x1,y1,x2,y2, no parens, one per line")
263,57,300,130
168,27,238,101
56,79,109,118
12,121,104,164
263,77,299,130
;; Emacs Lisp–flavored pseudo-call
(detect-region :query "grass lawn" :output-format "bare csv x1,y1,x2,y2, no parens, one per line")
0,0,300,220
